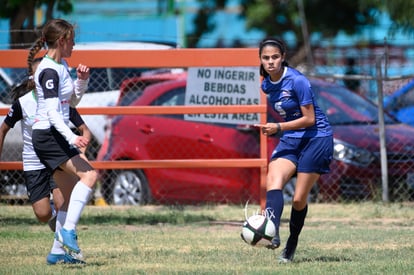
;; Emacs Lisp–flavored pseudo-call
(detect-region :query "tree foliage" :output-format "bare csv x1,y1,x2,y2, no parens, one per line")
383,0,414,35
0,0,73,49
186,0,228,48
240,0,380,44
3,0,414,51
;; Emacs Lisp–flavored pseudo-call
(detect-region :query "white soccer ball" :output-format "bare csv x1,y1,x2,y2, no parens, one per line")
241,214,276,247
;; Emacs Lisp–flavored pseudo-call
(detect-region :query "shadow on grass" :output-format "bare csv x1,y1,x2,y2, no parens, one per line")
297,255,352,263
0,217,40,226
83,212,216,225
0,212,217,226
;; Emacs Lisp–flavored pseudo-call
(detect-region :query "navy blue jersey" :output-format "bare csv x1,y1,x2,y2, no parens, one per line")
261,67,332,138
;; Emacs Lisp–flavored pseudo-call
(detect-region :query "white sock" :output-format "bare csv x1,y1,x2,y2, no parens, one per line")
63,181,92,231
50,211,67,255
49,199,57,219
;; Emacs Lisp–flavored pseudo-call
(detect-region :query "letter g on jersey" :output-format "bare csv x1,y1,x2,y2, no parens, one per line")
46,79,54,89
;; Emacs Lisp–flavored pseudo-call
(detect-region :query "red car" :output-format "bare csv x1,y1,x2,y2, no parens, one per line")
97,75,414,205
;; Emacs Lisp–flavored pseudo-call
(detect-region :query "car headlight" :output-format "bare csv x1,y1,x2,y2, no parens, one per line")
333,139,376,167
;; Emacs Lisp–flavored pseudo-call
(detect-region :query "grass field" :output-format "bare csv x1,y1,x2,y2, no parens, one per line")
0,202,413,274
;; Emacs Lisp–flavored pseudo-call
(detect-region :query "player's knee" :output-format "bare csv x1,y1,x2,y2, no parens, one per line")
81,169,98,188
34,208,52,223
292,200,307,211
32,199,52,223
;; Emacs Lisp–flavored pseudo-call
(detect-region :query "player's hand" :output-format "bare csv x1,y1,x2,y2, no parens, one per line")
253,123,280,136
76,64,90,80
74,136,89,149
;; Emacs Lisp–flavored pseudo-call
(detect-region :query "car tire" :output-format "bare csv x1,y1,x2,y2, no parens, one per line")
102,169,151,205
283,177,319,203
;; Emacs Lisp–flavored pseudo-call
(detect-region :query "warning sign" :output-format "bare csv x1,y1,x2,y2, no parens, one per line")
184,67,260,125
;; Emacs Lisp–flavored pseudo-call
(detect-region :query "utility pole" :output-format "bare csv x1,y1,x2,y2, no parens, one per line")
297,0,313,68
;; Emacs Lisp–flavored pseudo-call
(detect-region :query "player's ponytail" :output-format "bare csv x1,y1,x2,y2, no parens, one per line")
11,51,44,101
27,38,44,76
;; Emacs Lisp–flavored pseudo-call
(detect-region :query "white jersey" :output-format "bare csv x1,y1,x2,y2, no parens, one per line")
33,56,88,145
4,91,85,171
5,92,43,170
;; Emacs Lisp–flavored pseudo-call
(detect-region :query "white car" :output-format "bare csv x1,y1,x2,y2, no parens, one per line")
0,68,27,196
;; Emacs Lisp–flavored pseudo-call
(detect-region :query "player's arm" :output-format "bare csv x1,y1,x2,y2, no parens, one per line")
0,122,11,159
70,62,90,107
40,68,79,145
76,124,91,155
69,107,91,154
0,101,23,159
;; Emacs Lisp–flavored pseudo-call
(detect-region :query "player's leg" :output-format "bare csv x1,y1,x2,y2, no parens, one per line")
54,154,97,253
47,175,65,232
31,197,53,222
279,172,319,263
47,169,84,265
279,136,332,262
265,158,296,249
25,169,55,223
54,170,78,211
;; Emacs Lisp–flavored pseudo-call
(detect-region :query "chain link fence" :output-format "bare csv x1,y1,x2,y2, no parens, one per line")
1,45,414,205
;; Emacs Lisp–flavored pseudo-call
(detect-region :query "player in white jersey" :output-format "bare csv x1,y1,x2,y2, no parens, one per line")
28,19,97,259
0,58,90,265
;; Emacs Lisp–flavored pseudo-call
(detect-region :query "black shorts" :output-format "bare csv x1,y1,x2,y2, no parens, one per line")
32,126,79,172
24,169,57,204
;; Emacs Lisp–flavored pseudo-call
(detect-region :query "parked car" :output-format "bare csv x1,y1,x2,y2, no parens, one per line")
0,68,27,197
70,41,180,158
0,42,180,198
97,76,414,205
383,78,414,126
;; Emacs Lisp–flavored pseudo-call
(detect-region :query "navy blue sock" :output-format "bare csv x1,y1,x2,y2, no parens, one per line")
288,204,308,243
264,189,284,228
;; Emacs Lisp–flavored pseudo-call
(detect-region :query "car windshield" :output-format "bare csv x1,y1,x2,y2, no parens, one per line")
312,83,397,125
70,67,150,92
391,82,414,109
0,68,27,104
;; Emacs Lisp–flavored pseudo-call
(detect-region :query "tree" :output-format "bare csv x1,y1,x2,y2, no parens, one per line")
0,0,73,49
185,0,414,64
186,0,228,48
379,0,414,36
239,0,377,63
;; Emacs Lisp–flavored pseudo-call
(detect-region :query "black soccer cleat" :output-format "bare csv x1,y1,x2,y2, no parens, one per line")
278,239,297,263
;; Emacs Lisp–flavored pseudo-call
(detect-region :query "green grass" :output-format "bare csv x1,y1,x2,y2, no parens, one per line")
0,202,413,274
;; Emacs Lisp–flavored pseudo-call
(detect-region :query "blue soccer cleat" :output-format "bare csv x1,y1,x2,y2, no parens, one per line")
55,228,81,254
46,253,85,265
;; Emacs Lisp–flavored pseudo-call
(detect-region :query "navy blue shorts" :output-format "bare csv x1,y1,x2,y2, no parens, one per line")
270,135,333,174
24,168,57,204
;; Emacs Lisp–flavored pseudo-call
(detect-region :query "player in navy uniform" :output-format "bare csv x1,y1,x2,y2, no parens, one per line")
255,37,333,263
28,19,97,257
0,58,90,264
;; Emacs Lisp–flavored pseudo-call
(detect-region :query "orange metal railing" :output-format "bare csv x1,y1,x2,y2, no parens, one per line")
0,48,268,208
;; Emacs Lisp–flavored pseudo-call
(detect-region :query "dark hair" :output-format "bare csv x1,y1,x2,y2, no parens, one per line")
10,57,43,101
258,37,289,77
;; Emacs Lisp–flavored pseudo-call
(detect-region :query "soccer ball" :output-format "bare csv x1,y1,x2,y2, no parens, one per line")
240,214,276,247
